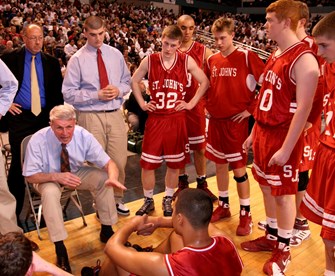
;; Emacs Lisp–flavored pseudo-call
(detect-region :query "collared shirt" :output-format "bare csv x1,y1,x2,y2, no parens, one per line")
22,125,110,176
14,49,46,109
62,42,131,111
0,59,18,115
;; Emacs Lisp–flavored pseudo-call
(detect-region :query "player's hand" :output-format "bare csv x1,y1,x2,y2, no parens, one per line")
268,148,290,167
105,179,127,190
175,100,191,111
231,110,251,123
141,101,156,112
243,135,253,153
54,172,81,188
136,215,159,236
8,103,22,115
98,85,120,101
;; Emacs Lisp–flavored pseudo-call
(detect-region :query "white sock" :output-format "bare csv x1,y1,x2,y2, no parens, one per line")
165,187,175,197
324,270,335,276
266,217,278,229
143,189,153,198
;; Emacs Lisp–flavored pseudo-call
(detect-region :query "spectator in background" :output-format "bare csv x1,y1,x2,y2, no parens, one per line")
64,39,77,61
124,81,150,134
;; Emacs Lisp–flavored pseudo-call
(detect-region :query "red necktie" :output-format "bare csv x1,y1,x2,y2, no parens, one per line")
60,144,71,172
97,48,109,89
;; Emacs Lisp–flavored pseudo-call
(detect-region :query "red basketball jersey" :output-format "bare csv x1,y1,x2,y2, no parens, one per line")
148,52,188,115
165,236,243,276
205,48,265,119
320,63,335,148
177,41,206,102
254,42,314,128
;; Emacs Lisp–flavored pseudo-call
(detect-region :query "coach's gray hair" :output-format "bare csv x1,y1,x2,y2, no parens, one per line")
49,105,76,122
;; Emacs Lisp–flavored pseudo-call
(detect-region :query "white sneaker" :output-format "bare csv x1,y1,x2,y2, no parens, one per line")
116,202,130,216
290,219,311,247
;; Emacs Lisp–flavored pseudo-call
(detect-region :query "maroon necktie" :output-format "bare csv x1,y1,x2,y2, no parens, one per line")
97,48,109,89
60,144,71,172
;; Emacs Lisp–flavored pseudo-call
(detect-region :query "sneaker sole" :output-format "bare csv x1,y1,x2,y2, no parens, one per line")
289,233,311,247
117,209,130,216
236,223,253,236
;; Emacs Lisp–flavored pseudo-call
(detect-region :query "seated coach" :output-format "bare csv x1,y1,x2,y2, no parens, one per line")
22,105,126,273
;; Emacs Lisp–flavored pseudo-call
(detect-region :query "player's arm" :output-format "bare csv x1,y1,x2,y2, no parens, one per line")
204,47,213,61
268,53,319,166
178,56,209,110
105,216,169,276
131,57,156,112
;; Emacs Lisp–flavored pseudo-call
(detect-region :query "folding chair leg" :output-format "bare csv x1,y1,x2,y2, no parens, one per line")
70,191,87,227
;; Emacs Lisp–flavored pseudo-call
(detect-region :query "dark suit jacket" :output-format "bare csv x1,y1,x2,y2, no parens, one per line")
0,46,64,112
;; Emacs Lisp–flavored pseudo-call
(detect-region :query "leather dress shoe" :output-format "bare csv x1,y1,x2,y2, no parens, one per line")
28,239,39,251
99,232,113,243
56,255,72,273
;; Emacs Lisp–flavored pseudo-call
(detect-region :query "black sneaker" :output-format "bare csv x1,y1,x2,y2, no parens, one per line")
196,177,218,202
172,174,189,200
81,259,101,276
162,196,173,216
135,197,155,216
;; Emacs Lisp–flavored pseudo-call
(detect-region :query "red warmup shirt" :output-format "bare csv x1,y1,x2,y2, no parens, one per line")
205,48,265,119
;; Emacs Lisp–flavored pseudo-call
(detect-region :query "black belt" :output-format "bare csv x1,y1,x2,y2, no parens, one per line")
79,109,119,113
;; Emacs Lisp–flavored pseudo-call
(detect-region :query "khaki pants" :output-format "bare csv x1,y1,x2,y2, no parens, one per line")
76,110,127,199
34,166,118,242
0,156,22,234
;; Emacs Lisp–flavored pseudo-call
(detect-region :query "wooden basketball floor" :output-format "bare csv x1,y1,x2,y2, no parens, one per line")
28,168,324,276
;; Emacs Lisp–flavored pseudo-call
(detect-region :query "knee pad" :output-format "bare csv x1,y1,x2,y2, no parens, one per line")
234,173,248,183
298,171,309,192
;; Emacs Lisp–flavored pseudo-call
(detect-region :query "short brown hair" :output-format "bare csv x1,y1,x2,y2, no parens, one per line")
211,17,234,34
266,0,301,31
312,11,335,39
84,15,105,31
161,25,183,42
0,232,32,276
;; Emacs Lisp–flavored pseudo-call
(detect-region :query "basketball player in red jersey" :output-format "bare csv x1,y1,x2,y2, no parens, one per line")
240,0,319,275
205,17,265,236
98,189,243,276
300,11,335,276
131,25,209,217
172,15,217,202
289,1,325,247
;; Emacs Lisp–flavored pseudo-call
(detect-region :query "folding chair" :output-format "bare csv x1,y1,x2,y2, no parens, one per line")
0,132,11,176
21,135,87,240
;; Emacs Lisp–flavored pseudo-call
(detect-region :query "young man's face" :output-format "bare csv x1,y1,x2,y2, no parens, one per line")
161,36,181,58
84,26,105,49
213,30,234,54
315,35,335,64
178,18,195,44
264,12,285,42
